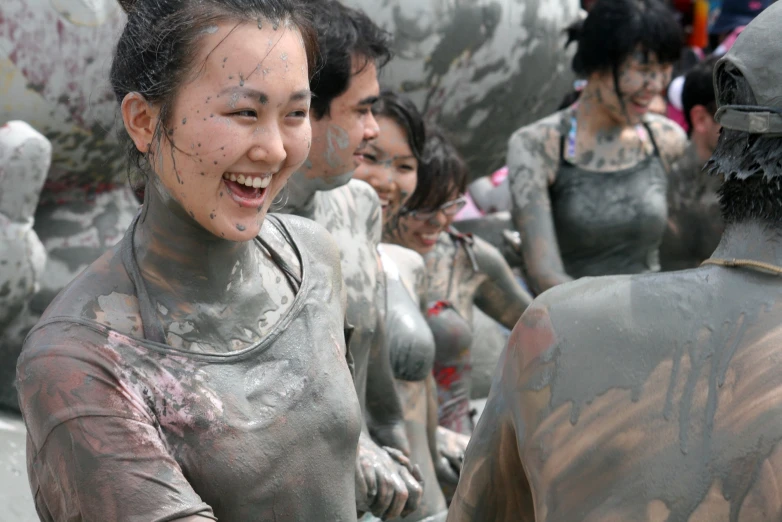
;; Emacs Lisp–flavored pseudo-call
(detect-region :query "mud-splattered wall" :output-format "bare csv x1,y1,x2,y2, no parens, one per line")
343,0,580,178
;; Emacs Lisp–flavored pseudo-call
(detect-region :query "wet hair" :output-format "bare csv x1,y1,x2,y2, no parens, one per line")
568,0,682,77
404,127,468,213
706,66,782,226
111,0,318,187
303,0,392,120
682,56,718,133
372,90,426,164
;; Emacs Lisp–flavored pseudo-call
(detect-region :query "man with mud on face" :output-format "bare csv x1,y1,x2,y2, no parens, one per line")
279,1,424,520
448,3,782,521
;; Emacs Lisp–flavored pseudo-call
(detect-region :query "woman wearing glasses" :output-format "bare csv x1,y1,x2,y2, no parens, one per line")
357,106,532,437
392,130,532,437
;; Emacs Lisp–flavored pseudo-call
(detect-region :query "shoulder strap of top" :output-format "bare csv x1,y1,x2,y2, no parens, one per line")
559,124,569,162
642,121,661,157
256,214,302,294
445,227,479,297
120,212,168,344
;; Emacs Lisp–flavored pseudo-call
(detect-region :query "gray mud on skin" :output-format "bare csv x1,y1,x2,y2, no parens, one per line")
380,244,448,521
16,182,362,519
342,0,580,178
507,104,687,294
282,171,417,517
423,230,530,433
450,222,782,521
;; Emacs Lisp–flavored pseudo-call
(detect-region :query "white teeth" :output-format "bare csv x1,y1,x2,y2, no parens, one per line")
224,173,273,189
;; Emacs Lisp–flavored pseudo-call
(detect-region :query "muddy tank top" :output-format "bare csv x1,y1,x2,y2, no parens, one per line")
551,120,668,278
378,246,436,382
17,214,362,522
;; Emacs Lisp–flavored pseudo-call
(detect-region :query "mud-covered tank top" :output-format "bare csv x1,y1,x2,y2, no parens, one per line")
378,246,436,382
551,120,668,278
17,213,362,522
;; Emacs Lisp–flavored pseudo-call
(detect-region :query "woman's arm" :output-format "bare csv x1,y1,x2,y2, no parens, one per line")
472,237,533,330
507,116,573,295
18,328,215,522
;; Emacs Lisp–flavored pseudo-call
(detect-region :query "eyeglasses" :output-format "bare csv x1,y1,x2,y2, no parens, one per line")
403,196,467,221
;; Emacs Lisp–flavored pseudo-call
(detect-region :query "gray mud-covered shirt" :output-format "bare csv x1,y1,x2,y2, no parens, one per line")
551,122,668,278
17,214,362,521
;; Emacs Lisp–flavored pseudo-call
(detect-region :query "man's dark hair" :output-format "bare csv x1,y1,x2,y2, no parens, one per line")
304,0,392,119
568,0,682,77
682,56,718,133
706,66,782,226
404,127,468,213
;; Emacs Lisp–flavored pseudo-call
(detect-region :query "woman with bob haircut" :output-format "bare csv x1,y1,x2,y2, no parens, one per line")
508,0,688,295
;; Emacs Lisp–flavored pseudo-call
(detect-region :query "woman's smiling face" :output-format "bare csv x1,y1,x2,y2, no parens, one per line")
354,115,419,223
593,50,673,125
143,20,312,241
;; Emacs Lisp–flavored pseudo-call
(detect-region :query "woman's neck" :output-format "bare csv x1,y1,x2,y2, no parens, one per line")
134,181,256,302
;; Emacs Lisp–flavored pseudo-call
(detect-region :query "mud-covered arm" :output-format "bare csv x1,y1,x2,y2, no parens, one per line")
473,237,532,330
507,123,572,295
18,328,215,522
447,302,553,521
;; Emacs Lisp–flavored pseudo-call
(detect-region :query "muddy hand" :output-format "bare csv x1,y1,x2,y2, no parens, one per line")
356,433,414,519
383,446,424,517
436,426,468,476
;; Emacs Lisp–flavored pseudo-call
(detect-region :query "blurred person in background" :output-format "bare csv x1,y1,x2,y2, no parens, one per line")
507,0,687,296
661,56,724,270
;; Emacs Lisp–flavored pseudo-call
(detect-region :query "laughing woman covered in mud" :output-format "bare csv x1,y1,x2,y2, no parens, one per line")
377,127,532,438
355,91,471,521
15,0,363,520
509,0,688,295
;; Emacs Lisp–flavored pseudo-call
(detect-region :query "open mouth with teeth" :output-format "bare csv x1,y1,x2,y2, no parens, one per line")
222,172,273,208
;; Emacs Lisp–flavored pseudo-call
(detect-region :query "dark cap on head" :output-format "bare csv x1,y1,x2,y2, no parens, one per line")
714,1,782,136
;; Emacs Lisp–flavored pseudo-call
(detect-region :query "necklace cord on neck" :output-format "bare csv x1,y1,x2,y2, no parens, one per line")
701,258,782,276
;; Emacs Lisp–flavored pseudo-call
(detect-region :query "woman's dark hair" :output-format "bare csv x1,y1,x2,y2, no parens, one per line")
372,90,426,166
404,127,468,213
682,56,718,133
304,0,392,120
706,65,782,226
568,0,682,77
111,0,318,187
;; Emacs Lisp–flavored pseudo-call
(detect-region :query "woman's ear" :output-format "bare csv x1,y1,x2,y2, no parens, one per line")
121,92,159,154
